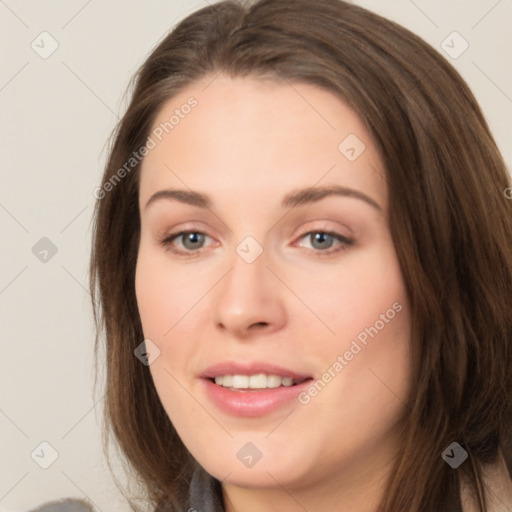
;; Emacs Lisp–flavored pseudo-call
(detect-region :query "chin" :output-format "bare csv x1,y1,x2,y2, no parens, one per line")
193,437,315,489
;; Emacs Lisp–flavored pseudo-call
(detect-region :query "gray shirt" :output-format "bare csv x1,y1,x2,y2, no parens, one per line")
187,462,224,512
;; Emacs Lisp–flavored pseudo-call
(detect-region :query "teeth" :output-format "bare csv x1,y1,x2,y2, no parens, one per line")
267,375,282,388
213,373,299,390
232,375,249,388
249,373,267,388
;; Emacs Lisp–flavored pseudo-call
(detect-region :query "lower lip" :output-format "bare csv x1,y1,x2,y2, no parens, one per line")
201,378,314,417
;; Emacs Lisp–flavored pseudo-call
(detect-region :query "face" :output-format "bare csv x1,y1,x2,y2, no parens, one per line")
135,74,412,496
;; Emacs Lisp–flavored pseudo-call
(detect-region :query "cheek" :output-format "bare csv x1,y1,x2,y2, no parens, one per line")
134,246,200,341
311,242,412,403
309,243,409,344
135,246,217,393
135,251,198,418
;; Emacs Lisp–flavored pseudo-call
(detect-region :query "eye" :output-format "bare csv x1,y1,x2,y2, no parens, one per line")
295,230,353,255
160,231,213,255
160,229,354,256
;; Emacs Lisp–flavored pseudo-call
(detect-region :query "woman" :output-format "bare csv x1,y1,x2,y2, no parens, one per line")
89,0,512,510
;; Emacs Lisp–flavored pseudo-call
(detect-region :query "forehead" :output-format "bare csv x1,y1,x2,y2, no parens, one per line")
139,74,387,211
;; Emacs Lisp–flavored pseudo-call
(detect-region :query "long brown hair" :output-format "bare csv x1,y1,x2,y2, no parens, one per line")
89,0,512,510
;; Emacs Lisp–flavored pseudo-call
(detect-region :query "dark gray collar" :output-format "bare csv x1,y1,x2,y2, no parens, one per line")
188,462,225,512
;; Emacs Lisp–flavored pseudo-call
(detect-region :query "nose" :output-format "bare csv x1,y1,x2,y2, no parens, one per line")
211,243,286,340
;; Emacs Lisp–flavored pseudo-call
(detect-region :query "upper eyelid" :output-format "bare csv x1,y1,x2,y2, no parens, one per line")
160,218,353,240
161,223,352,239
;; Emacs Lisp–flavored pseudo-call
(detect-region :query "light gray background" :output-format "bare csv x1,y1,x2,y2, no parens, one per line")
0,0,510,511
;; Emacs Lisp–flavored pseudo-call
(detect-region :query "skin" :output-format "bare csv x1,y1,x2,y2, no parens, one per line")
135,74,413,512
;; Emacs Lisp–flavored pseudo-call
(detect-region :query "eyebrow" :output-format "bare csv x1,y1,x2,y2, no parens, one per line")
144,184,382,212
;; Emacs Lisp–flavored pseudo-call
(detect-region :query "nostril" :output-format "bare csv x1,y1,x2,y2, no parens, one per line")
250,322,268,329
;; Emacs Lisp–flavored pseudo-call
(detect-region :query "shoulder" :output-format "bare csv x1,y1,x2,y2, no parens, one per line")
29,499,94,512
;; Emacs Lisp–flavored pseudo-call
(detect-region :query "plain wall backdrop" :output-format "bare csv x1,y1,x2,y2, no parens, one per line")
0,0,511,510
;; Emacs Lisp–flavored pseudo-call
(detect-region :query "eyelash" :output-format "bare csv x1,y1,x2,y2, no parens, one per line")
159,229,354,257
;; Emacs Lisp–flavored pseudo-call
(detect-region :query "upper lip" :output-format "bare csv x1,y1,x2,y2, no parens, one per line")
200,361,312,380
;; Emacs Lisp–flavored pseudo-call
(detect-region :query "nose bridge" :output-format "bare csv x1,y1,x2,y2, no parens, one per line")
222,235,271,305
212,233,285,335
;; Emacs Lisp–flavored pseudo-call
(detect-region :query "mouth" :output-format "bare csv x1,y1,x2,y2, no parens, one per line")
200,362,314,416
